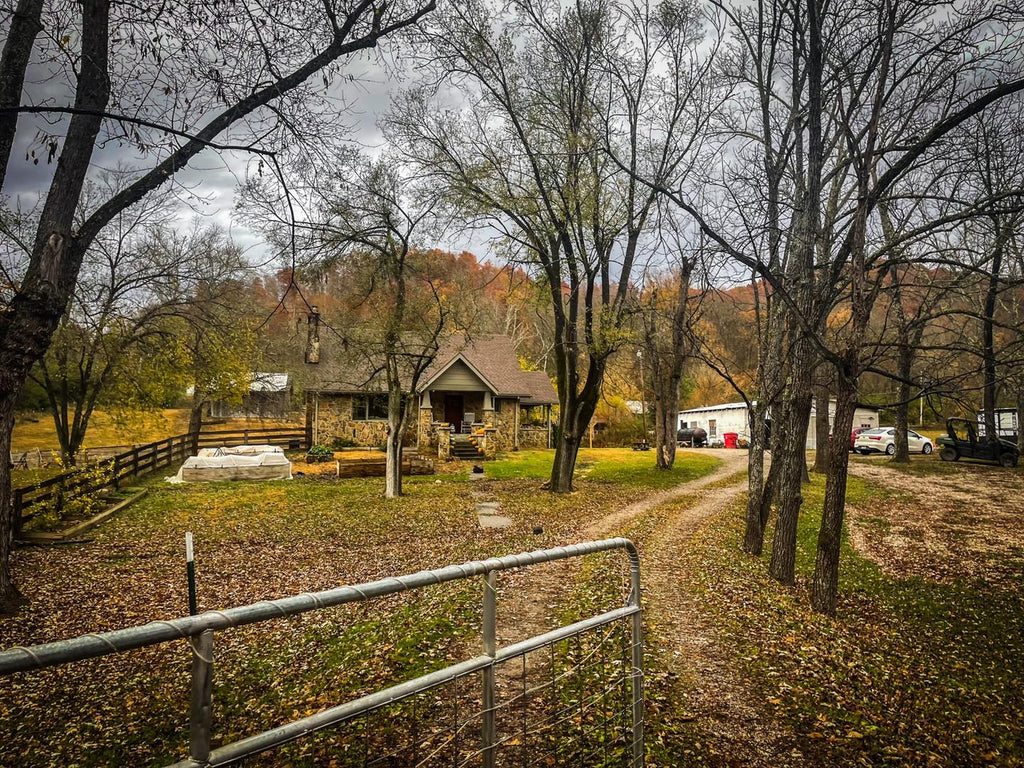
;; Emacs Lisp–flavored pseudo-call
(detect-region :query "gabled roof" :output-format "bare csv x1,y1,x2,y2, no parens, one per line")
418,336,557,402
304,333,558,404
519,370,558,406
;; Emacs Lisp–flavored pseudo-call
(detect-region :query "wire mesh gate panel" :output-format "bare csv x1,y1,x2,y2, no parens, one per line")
0,538,644,767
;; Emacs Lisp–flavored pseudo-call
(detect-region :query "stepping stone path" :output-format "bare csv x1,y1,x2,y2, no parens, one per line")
476,501,513,529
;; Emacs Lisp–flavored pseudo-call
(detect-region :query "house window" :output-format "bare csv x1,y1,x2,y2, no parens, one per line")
493,398,501,414
352,394,390,421
680,422,688,429
708,419,717,436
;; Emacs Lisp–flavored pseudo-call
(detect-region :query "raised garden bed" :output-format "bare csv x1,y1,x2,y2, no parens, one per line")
335,456,434,478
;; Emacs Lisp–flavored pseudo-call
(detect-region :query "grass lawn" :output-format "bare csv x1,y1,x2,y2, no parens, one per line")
487,447,719,489
0,448,719,767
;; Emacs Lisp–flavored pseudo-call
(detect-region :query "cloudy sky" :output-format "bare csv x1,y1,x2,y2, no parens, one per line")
3,32,486,273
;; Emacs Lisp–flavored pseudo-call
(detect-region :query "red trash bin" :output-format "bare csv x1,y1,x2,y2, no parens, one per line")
723,432,739,449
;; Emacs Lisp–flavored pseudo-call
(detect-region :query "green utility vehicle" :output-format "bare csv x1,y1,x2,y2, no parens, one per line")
936,418,1020,468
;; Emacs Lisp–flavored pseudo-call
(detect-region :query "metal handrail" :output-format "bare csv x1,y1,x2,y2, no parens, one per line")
0,537,644,767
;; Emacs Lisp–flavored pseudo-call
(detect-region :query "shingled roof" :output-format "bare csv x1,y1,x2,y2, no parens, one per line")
418,336,557,403
518,370,560,405
305,334,558,404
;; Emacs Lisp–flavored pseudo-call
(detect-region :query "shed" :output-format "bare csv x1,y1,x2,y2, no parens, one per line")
209,372,293,419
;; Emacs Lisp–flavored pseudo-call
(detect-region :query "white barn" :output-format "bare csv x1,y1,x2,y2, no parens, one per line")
678,400,879,449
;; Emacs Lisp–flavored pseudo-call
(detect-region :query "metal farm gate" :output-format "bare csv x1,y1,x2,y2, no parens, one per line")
0,538,645,767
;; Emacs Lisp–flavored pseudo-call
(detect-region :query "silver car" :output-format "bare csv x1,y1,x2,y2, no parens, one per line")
854,427,933,455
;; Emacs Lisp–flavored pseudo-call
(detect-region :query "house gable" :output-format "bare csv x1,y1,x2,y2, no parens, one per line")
422,357,497,394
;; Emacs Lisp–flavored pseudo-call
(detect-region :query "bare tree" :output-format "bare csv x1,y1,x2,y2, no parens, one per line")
246,152,451,498
0,0,437,610
27,172,250,462
326,160,451,499
642,0,1024,605
807,0,1024,615
636,223,705,469
389,0,718,490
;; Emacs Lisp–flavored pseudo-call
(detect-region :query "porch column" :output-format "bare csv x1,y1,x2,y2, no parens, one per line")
514,398,519,450
482,390,495,426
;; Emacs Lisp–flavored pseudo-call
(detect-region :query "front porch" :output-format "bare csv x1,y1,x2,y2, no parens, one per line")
415,388,553,459
416,388,506,458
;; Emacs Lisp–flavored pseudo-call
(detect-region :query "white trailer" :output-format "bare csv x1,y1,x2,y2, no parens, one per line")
678,400,879,449
976,409,1019,439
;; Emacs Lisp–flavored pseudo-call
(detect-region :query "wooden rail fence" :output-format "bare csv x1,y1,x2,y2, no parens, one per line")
13,426,309,531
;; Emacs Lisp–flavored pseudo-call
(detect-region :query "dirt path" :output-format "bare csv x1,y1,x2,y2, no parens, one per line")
494,451,804,764
585,448,749,539
496,450,749,647
636,453,806,766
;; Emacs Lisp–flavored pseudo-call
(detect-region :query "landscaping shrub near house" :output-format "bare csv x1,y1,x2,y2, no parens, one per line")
305,444,334,463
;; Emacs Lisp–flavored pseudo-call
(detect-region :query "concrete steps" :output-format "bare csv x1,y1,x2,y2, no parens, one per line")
451,435,484,459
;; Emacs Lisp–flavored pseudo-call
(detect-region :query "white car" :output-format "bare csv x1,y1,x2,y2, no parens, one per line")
854,427,933,455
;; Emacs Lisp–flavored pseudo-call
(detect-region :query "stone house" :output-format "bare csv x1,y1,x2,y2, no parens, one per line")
303,319,557,458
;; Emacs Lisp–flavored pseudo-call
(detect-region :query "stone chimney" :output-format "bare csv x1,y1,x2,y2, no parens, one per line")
304,306,320,364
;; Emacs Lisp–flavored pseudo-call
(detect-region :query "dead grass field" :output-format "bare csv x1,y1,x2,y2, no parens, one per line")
11,409,301,453
847,457,1024,584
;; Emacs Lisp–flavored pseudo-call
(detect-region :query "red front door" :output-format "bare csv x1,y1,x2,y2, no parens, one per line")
444,394,464,428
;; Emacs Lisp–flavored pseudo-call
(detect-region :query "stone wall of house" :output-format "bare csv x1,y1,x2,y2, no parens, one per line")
519,425,550,449
313,394,414,448
436,427,451,460
482,399,518,453
417,407,443,454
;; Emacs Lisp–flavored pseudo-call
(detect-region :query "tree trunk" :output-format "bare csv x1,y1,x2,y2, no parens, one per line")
551,431,581,492
892,346,912,462
0,0,44,190
768,0,823,584
812,384,830,473
759,453,780,532
0,393,26,612
768,384,814,585
982,229,1003,439
549,358,603,492
653,388,678,470
744,274,786,556
743,400,770,554
811,386,858,615
769,312,816,585
188,391,205,455
385,422,403,499
384,332,407,498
